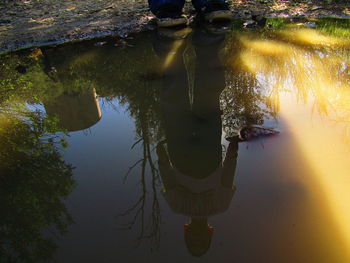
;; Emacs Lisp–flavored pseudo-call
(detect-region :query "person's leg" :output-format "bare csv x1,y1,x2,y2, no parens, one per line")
191,0,229,11
148,0,185,17
191,0,207,11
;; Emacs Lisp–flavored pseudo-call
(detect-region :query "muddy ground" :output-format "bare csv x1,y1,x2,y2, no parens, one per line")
0,0,349,53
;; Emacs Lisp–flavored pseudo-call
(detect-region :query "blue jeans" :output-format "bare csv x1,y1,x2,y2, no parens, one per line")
148,0,210,14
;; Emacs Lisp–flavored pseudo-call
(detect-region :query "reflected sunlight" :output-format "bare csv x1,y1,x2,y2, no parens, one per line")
230,27,350,259
163,39,186,70
278,28,350,47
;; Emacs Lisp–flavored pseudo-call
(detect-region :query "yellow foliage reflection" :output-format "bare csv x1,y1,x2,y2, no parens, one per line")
236,30,350,124
228,27,350,260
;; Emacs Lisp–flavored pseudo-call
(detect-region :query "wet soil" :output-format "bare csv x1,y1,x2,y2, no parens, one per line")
0,0,349,53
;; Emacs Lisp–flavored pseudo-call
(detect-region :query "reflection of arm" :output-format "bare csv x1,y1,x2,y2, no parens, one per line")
221,137,239,188
156,141,177,191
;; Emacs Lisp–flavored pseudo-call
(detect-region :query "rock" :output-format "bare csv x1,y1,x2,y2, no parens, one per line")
29,48,43,58
94,41,107,46
240,9,252,19
243,20,256,28
304,21,317,28
114,39,127,48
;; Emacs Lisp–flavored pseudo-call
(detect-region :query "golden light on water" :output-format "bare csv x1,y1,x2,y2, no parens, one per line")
163,39,184,70
279,94,350,260
278,28,350,47
230,27,350,260
161,27,193,70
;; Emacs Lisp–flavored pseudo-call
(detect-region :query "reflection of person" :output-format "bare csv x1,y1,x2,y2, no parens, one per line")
155,25,238,256
157,138,238,256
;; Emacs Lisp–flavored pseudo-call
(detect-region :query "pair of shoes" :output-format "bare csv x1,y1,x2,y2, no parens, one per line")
155,1,232,28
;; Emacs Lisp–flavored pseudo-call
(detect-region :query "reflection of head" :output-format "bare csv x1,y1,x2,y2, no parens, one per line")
184,218,214,257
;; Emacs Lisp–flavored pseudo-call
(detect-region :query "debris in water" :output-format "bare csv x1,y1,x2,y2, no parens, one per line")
29,48,43,59
239,126,280,141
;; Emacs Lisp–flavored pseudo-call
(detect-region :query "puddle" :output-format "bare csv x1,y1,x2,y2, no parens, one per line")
1,18,350,263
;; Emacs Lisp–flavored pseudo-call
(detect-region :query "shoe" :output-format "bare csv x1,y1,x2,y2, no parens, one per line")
198,0,233,23
157,15,188,27
155,3,188,27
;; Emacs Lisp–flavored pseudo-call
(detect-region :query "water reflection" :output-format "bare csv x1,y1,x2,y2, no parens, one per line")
118,24,277,255
157,25,237,256
226,23,350,258
0,18,350,262
44,89,101,132
0,110,75,263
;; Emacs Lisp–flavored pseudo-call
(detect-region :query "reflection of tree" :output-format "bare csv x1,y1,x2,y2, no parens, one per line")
0,50,64,107
114,31,278,249
119,134,161,247
220,33,278,139
221,69,277,138
117,73,163,248
225,26,350,129
0,110,75,263
115,33,278,255
0,30,283,252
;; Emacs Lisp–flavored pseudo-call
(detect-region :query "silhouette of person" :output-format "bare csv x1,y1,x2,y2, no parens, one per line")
154,24,239,256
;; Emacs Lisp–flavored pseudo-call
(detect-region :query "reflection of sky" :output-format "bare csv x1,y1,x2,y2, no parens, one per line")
26,103,45,112
56,99,144,262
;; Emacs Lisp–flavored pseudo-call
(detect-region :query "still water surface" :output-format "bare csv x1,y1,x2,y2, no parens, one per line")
1,18,350,263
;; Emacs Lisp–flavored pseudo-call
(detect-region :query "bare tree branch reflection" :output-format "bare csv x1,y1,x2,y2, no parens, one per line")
118,109,162,248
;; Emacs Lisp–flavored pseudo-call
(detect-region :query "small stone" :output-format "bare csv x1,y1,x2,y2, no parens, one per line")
240,9,252,19
94,41,107,46
29,48,43,58
114,39,127,47
243,20,256,28
305,21,316,28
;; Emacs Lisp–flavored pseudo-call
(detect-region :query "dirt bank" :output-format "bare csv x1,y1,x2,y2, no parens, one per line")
1,0,349,54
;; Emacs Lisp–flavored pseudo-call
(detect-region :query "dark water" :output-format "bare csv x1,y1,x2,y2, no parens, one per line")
1,18,350,263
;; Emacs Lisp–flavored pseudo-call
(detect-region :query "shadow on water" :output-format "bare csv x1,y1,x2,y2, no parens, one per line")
0,17,350,262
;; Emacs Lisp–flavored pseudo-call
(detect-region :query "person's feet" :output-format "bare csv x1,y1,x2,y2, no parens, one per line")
153,1,232,27
157,15,189,27
198,0,233,23
155,3,188,27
